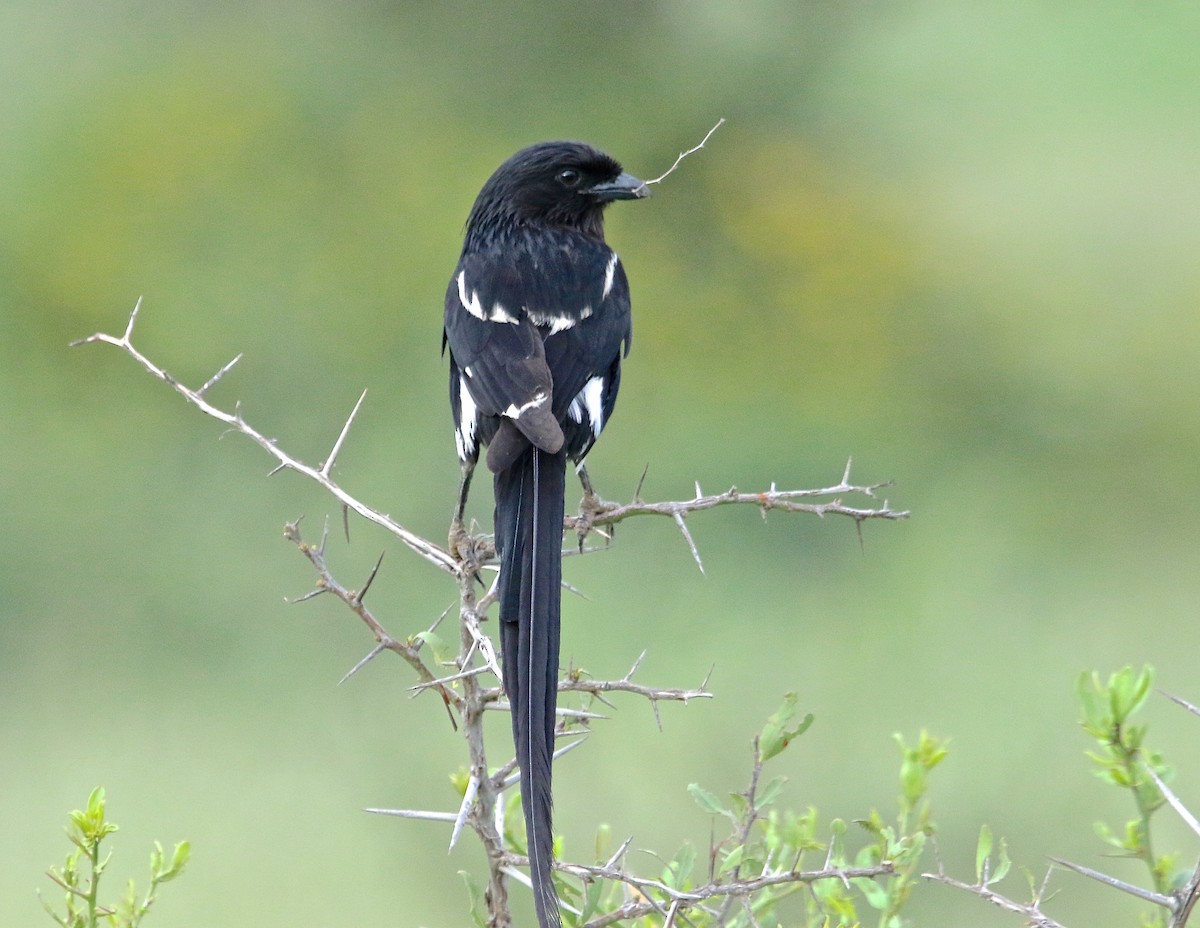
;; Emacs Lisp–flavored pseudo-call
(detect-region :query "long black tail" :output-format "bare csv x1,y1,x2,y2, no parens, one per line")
494,446,566,928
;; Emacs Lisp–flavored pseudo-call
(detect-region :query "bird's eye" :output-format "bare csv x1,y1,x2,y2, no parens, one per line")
556,168,582,188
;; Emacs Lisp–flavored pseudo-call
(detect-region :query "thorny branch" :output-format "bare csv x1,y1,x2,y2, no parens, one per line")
73,299,911,927
922,867,1067,928
924,684,1200,928
70,298,457,576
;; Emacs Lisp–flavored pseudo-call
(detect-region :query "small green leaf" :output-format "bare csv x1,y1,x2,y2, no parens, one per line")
459,871,488,928
160,841,191,881
759,693,814,762
661,843,696,889
990,836,1011,885
718,844,744,877
852,876,889,910
975,825,993,882
413,631,451,665
687,783,726,816
756,775,787,809
578,878,604,924
593,823,612,863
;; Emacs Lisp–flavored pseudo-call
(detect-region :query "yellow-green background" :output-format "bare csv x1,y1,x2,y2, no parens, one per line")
5,2,1200,925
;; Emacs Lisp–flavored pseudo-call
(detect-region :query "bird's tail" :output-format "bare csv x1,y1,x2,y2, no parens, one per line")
494,446,566,928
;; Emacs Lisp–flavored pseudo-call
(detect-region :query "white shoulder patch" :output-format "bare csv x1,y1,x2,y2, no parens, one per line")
457,271,486,321
602,253,620,301
457,271,518,324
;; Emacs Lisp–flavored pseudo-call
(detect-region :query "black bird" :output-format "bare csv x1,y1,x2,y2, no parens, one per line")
443,141,648,928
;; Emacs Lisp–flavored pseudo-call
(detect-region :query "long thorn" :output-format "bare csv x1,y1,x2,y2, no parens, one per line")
448,774,479,852
1160,688,1200,717
672,511,705,574
1049,857,1173,908
123,296,142,342
363,807,457,822
321,388,368,478
196,353,243,397
286,586,327,604
1146,765,1200,838
354,550,385,605
634,462,650,500
338,642,387,685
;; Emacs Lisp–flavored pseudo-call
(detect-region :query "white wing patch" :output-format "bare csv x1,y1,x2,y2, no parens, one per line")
526,305,593,335
455,375,479,461
457,271,518,324
567,376,605,438
502,391,549,420
602,253,619,301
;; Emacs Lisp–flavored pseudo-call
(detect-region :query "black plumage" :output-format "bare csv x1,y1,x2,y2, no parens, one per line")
443,141,648,928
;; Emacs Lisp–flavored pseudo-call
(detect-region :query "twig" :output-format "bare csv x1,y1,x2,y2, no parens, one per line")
282,519,457,710
641,119,726,189
1048,856,1173,909
560,861,896,928
922,870,1069,928
562,460,907,569
72,299,457,576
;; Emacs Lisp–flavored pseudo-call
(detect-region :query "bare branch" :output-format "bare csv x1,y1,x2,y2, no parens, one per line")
550,859,895,928
282,519,458,709
1048,856,1174,909
569,467,909,548
72,300,457,575
641,119,726,189
560,664,713,708
922,870,1070,928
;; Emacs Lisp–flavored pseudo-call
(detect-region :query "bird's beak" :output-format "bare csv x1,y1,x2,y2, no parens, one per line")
588,172,651,201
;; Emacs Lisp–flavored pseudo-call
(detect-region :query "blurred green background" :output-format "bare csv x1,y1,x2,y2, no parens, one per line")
4,1,1200,925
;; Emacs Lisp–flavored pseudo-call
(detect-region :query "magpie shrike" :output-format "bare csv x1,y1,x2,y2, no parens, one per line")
442,141,648,928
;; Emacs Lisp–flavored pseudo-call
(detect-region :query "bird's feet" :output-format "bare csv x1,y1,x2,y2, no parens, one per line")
449,517,484,581
574,464,610,551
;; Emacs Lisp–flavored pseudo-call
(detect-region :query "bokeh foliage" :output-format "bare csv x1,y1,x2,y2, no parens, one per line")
5,2,1200,924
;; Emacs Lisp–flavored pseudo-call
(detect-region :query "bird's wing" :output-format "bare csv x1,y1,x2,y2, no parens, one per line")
444,250,563,456
539,248,632,458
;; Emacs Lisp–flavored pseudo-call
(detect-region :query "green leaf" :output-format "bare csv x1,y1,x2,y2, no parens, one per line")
661,843,696,890
718,845,744,877
458,871,488,928
759,693,814,762
160,841,191,881
975,825,993,882
578,878,604,924
852,876,889,910
756,775,787,809
687,783,726,816
413,631,451,665
593,823,612,863
990,836,1011,885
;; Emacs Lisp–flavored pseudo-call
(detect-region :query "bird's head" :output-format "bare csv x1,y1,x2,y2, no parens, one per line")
466,141,649,241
